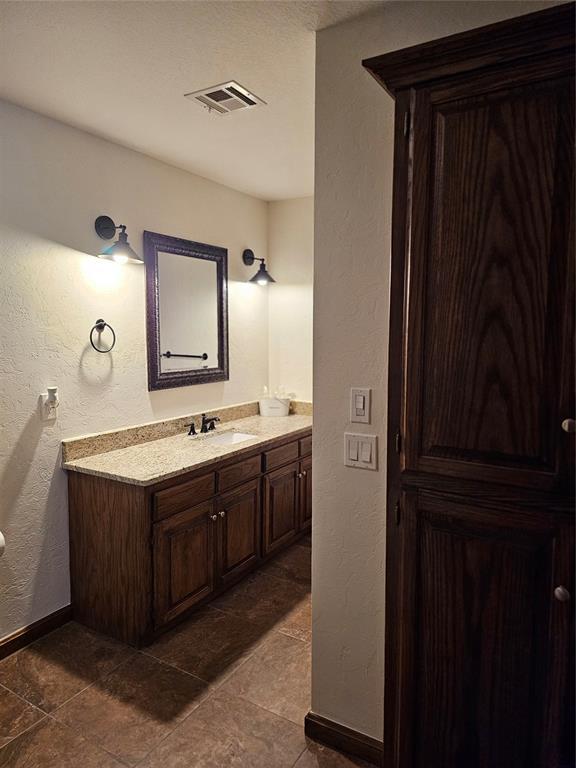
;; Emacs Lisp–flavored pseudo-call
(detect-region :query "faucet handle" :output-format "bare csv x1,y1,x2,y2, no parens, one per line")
188,423,197,436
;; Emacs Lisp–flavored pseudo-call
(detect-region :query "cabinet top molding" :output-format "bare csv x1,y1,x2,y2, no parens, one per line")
362,2,575,97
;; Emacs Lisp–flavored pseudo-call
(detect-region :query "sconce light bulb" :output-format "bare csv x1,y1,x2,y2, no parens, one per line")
113,254,129,265
257,279,268,286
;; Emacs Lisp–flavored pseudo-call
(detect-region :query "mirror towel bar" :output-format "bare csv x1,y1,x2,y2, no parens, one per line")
161,351,208,360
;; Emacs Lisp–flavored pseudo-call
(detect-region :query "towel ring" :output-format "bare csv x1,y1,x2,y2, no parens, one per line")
90,319,116,353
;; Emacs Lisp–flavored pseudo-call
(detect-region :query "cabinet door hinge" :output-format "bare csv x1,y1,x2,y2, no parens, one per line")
394,429,402,454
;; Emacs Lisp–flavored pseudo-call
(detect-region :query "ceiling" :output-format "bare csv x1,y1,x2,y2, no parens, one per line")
0,1,381,200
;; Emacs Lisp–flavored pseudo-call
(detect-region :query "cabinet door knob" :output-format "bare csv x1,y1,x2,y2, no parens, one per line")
210,514,218,522
554,585,570,602
561,419,575,433
219,510,226,518
297,473,303,479
302,470,307,476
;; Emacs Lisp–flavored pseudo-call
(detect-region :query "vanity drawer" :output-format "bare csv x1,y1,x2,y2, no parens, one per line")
299,435,312,457
153,473,216,521
263,441,299,471
218,454,261,492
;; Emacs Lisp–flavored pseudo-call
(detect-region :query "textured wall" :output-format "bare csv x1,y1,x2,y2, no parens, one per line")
0,100,270,638
312,0,558,740
268,197,314,401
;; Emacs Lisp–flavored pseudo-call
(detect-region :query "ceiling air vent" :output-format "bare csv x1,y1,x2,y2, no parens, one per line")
185,81,266,115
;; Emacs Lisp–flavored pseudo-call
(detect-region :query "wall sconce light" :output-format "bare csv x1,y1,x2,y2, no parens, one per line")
242,249,275,285
95,215,143,264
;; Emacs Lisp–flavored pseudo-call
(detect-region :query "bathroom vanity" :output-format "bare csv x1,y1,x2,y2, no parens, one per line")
64,411,312,646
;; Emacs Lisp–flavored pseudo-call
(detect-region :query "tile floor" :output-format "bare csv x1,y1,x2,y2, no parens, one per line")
0,537,370,767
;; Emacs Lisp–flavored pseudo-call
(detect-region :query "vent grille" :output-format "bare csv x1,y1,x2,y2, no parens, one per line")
185,81,265,115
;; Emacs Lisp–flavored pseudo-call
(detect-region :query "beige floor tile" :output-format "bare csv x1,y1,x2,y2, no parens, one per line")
212,571,309,629
0,622,132,712
54,652,209,765
221,632,311,725
140,690,306,768
146,606,269,684
263,545,312,587
278,594,312,643
0,717,123,767
294,740,373,767
0,685,44,748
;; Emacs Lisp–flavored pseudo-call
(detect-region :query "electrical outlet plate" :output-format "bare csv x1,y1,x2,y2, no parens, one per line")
350,387,371,423
40,391,59,421
344,433,377,470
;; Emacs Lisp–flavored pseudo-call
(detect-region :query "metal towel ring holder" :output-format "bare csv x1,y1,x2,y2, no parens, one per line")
90,319,116,353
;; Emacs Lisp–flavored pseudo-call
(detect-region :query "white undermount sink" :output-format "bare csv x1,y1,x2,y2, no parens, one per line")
203,431,256,446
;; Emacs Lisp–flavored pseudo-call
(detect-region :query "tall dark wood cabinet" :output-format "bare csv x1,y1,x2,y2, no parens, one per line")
364,6,575,768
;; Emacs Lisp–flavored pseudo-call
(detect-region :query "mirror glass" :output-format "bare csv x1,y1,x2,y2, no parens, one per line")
144,231,229,390
157,251,218,373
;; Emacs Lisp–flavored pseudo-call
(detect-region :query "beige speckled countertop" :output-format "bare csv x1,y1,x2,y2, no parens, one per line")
63,414,312,486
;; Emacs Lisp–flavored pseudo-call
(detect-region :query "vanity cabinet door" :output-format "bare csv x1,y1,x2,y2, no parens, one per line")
217,479,261,586
299,456,312,532
153,500,216,627
263,461,300,555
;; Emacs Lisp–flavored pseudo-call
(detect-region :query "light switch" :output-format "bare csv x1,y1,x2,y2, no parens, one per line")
360,440,372,463
350,387,371,423
348,438,359,461
344,433,377,470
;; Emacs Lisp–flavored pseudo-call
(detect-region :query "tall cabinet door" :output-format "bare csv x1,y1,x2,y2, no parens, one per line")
364,6,575,768
396,492,574,768
153,500,216,626
403,71,574,493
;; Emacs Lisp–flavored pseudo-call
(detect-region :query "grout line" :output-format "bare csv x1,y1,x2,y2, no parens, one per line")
44,714,127,766
49,650,138,720
141,636,263,690
246,567,312,592
291,744,309,768
46,655,206,768
237,695,310,734
0,711,48,752
137,649,214,687
0,682,46,717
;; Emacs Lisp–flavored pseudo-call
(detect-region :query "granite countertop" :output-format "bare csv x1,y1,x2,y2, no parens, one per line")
63,414,312,486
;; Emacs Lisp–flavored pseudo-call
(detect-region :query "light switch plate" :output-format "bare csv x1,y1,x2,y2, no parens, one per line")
350,387,371,423
344,433,377,470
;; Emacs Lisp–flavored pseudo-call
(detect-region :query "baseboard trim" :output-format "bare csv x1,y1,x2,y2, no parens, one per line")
0,605,72,660
304,711,383,766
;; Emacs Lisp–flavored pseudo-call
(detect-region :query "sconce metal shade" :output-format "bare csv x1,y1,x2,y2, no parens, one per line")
95,215,143,264
242,248,275,285
249,261,275,285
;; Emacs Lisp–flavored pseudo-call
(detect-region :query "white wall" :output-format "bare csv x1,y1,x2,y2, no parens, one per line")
312,0,559,740
0,100,271,638
268,197,314,401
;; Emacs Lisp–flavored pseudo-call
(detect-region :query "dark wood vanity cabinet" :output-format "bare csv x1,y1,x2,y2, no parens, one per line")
68,428,312,646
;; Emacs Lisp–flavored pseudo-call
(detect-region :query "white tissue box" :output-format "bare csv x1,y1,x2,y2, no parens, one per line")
259,398,290,417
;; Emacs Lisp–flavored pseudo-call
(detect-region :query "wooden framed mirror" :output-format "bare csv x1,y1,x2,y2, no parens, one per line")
144,231,229,390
